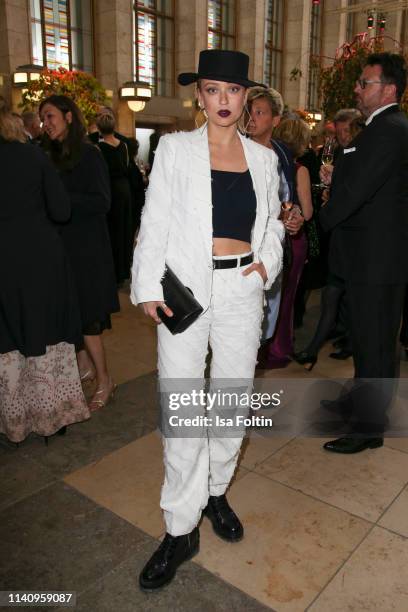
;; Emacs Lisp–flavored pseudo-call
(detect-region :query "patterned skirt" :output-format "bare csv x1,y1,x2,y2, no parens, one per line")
0,342,90,443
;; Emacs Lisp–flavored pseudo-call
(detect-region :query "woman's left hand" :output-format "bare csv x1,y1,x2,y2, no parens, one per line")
242,262,267,284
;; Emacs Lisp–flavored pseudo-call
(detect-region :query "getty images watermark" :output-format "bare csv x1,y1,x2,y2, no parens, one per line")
158,379,288,437
166,389,282,428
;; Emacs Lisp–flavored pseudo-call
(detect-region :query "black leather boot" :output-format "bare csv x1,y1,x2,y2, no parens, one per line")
203,494,243,542
139,527,199,591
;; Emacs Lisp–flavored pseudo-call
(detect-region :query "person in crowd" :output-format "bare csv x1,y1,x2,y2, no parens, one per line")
131,49,284,591
332,108,363,149
246,86,303,345
328,110,364,360
0,98,89,444
88,106,131,146
21,110,42,143
259,118,313,368
96,112,134,285
294,110,363,371
127,137,146,234
147,128,161,171
40,95,119,411
319,52,408,454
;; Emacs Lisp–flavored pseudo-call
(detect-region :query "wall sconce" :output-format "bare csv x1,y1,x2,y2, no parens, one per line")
307,111,322,124
367,12,375,30
119,81,152,112
12,64,43,86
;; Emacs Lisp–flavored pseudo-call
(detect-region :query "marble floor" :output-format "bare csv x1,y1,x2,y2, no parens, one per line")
1,288,408,612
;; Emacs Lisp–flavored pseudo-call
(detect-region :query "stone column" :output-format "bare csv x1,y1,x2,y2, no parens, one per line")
337,0,348,47
93,0,134,135
0,0,31,109
322,0,342,67
284,0,310,109
174,0,208,130
237,0,266,84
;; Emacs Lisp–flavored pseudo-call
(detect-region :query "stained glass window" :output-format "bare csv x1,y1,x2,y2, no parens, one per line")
29,0,93,73
134,1,174,97
307,1,323,110
208,0,236,50
264,0,284,91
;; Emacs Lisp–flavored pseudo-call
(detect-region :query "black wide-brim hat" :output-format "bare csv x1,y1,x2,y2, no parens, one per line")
178,49,264,88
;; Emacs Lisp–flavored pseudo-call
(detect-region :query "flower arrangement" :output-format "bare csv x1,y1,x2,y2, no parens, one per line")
20,67,108,125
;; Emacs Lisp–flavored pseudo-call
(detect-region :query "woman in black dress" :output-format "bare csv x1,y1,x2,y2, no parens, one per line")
0,100,89,443
39,95,119,411
96,112,134,284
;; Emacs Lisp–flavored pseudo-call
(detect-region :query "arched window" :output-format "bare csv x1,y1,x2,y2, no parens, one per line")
133,0,175,97
30,0,93,72
208,0,236,50
264,0,285,91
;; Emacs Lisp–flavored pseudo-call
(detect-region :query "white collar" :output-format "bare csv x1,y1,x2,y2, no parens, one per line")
365,103,398,126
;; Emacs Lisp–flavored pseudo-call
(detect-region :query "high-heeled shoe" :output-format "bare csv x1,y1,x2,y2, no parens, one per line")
292,351,317,372
79,369,96,384
88,381,117,411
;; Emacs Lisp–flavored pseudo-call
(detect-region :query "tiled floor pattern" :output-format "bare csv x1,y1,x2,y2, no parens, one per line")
2,288,408,611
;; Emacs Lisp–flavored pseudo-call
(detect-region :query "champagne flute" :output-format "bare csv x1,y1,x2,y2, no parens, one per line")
320,138,336,188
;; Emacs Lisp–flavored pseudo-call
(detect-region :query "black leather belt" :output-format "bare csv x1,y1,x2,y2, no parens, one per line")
213,253,254,269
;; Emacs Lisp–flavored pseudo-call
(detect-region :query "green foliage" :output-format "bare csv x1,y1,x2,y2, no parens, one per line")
318,35,408,119
20,67,108,125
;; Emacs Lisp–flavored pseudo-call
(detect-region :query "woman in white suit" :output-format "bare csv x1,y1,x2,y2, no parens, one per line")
131,50,284,591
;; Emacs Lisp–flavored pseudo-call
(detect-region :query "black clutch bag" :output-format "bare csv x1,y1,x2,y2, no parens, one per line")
157,265,203,334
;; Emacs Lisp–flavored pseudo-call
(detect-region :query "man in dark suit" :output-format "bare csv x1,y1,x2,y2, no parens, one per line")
319,52,408,453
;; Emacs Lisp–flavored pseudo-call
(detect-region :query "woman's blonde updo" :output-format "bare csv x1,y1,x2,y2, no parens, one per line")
0,98,26,143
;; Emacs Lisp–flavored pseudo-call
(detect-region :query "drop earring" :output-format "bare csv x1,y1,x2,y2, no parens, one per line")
195,104,207,129
238,103,251,135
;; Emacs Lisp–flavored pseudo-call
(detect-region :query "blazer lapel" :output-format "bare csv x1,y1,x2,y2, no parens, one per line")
189,126,213,263
239,133,267,249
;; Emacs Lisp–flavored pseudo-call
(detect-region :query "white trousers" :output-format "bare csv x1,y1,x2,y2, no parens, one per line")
157,254,265,536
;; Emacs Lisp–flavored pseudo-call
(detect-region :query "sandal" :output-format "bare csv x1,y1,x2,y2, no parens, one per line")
80,369,96,384
88,381,117,411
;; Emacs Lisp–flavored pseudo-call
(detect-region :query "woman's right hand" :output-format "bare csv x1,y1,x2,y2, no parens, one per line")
320,163,334,186
141,301,173,324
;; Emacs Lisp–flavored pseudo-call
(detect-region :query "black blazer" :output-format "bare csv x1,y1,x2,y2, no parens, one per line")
320,106,408,284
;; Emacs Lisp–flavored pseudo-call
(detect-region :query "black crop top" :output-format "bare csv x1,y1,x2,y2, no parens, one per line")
211,169,256,243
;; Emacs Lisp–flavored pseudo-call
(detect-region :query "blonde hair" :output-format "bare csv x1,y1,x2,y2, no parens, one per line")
0,98,26,143
96,112,115,135
247,86,284,117
273,118,311,158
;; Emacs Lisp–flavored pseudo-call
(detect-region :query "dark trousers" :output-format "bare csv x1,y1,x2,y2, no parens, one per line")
400,286,408,347
345,282,405,435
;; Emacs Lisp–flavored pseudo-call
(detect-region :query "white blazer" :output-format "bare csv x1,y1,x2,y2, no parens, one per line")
130,125,284,310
